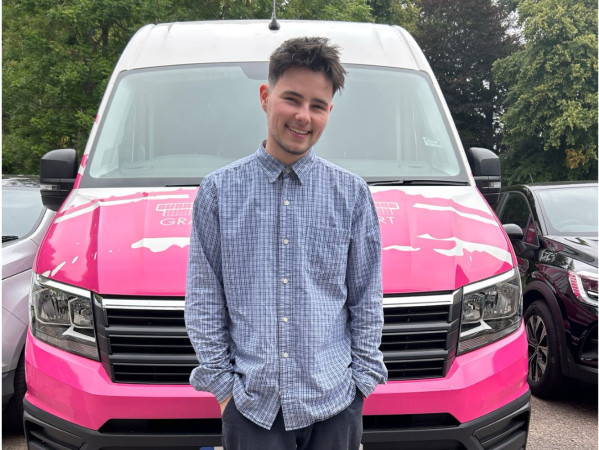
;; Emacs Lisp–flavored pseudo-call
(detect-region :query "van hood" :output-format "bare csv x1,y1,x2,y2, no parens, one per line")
372,186,514,293
35,188,197,296
35,186,514,296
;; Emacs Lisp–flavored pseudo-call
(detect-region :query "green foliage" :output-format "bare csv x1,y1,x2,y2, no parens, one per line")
493,0,598,184
281,0,373,22
2,0,176,174
367,0,419,31
414,0,519,152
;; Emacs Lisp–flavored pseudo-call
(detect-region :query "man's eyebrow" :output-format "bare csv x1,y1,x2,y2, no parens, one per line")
281,90,330,106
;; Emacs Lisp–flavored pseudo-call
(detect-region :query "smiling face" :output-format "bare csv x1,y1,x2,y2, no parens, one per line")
260,67,334,165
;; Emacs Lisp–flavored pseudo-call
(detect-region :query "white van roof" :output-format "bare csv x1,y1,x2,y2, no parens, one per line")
116,20,431,72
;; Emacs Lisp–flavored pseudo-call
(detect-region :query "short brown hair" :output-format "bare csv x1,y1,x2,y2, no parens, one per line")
268,37,346,95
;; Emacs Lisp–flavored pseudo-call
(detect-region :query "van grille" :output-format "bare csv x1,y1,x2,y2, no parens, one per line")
95,293,461,384
95,300,196,384
381,293,461,379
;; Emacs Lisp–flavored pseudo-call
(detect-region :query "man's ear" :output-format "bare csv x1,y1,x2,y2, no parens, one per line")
259,84,269,112
329,103,333,113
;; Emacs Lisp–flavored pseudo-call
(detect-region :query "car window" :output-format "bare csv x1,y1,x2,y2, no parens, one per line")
2,188,44,240
500,192,531,229
499,192,538,245
536,186,598,236
83,63,467,187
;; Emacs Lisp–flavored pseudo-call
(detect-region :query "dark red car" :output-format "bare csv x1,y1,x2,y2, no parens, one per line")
495,181,598,397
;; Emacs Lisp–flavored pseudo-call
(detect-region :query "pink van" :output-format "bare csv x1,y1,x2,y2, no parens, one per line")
25,20,530,449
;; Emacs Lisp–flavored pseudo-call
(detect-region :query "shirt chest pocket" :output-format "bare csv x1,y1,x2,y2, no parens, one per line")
305,226,350,282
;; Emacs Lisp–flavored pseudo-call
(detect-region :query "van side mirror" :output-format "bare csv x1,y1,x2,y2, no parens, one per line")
503,223,524,242
40,149,79,211
467,147,501,206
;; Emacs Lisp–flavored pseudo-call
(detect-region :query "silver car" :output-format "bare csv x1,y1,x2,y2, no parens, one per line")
2,176,54,429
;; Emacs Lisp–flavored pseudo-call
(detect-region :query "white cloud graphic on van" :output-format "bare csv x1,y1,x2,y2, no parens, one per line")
419,234,512,264
383,245,420,252
413,203,498,226
131,237,190,253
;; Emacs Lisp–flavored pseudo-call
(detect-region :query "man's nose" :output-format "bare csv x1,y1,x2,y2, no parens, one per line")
295,104,311,123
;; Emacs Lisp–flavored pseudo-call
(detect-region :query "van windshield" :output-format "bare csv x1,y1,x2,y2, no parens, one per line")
83,63,467,187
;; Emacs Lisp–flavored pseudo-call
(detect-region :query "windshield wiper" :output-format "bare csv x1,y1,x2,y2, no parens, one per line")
3,235,20,243
367,179,469,186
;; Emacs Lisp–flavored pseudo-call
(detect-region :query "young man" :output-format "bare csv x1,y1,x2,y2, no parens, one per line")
185,37,387,449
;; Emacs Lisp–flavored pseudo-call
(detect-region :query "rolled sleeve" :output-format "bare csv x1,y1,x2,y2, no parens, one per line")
346,182,388,397
185,177,234,403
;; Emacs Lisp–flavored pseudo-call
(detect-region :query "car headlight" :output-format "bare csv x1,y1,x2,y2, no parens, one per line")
29,274,99,360
458,268,522,354
568,270,598,307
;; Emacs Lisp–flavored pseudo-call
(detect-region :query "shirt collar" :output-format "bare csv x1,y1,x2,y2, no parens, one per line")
256,142,316,184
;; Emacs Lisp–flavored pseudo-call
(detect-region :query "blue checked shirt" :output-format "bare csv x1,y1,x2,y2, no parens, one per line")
185,143,387,431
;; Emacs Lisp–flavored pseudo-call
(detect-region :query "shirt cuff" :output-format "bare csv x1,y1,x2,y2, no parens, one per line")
190,367,235,404
353,372,379,399
209,372,235,403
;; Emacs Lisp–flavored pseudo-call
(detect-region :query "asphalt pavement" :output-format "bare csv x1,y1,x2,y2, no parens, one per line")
3,382,597,449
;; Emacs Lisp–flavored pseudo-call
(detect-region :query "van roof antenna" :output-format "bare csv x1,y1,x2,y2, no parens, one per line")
269,0,280,30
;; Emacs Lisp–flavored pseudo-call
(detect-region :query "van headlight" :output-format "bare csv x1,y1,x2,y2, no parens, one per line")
458,268,522,354
30,274,99,360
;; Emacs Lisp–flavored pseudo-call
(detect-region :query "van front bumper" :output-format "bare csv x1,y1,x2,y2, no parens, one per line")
24,325,530,449
361,390,530,449
24,392,530,450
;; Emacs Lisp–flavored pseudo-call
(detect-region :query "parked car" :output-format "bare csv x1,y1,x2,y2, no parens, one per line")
2,176,55,429
495,182,598,397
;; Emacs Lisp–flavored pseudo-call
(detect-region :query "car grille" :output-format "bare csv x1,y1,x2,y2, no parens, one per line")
95,292,461,384
580,324,598,367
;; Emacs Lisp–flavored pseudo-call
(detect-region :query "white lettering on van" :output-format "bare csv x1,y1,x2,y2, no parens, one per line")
375,202,399,225
419,234,511,264
131,237,190,253
156,203,193,226
160,217,193,226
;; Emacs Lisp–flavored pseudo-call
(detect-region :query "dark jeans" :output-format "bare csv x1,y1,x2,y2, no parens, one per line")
222,392,364,450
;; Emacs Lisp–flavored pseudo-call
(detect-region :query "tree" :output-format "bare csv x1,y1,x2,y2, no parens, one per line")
281,0,373,22
2,0,177,174
368,0,419,32
413,0,519,152
493,0,598,184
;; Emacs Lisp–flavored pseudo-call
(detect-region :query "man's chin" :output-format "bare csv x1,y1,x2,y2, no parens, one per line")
282,146,310,157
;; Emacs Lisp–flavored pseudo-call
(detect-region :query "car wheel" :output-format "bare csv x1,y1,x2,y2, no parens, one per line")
3,351,26,431
524,300,563,397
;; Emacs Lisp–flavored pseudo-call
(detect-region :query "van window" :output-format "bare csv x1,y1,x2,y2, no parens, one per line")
84,63,467,187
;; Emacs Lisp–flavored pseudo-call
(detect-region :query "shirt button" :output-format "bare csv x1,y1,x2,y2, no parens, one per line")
284,200,290,206
283,317,288,322
283,352,289,358
285,168,291,174
283,278,288,284
283,239,289,245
